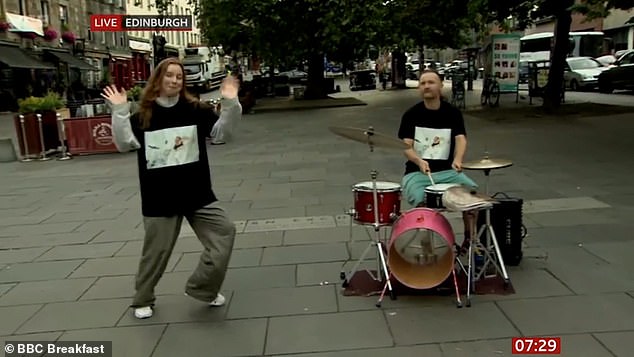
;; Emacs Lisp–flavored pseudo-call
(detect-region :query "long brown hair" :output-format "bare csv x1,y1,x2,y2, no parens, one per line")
137,57,198,129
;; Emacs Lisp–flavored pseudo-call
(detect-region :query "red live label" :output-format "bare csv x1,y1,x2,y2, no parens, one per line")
90,15,124,31
512,337,561,354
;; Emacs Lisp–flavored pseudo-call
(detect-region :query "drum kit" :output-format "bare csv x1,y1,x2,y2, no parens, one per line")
329,125,514,308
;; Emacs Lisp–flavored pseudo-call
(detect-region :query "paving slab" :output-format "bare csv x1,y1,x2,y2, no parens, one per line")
542,246,634,294
75,217,141,233
42,209,125,223
272,345,443,357
16,298,129,334
82,228,143,244
523,196,611,214
227,285,337,319
0,221,84,238
233,231,284,249
244,215,336,233
0,332,62,345
0,283,14,296
251,197,320,209
283,226,366,245
35,242,124,261
265,310,393,355
221,265,296,291
0,247,49,264
69,256,177,278
117,293,232,326
386,302,518,344
497,293,634,336
172,248,262,272
152,319,267,357
0,278,95,306
79,275,135,301
582,240,634,268
526,224,633,248
0,230,102,249
527,209,619,227
0,260,84,283
0,305,42,335
261,243,348,265
593,331,634,357
59,325,165,357
296,261,353,287
0,213,53,226
307,204,353,217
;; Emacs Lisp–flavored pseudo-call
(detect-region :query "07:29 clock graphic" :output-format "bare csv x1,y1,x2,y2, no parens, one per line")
512,337,561,354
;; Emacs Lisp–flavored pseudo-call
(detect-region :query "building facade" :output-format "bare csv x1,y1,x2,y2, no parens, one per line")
126,0,204,72
0,0,133,107
603,8,634,51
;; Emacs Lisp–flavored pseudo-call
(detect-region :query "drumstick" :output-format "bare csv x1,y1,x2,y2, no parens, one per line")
427,171,435,186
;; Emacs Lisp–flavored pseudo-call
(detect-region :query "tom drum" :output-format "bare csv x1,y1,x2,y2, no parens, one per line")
352,181,401,225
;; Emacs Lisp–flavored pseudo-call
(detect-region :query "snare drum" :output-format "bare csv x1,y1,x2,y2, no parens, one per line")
352,181,401,225
425,183,461,209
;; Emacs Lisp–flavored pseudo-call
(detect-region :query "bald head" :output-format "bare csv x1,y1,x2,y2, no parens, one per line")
419,70,443,101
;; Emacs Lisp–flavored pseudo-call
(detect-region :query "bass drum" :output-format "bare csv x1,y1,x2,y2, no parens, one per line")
387,208,456,290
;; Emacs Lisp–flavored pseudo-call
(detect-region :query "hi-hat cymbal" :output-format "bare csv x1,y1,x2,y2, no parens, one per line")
329,126,408,150
462,157,513,170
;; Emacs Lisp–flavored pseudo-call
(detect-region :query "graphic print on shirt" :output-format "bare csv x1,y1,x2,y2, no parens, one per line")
413,127,451,160
144,125,199,169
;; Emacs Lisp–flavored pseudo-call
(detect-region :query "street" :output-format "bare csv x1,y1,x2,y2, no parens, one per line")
1,87,634,356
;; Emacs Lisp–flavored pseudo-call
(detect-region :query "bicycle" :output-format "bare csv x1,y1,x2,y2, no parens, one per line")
480,75,500,107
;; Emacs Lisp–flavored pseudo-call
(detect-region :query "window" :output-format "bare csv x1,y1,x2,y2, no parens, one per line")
41,1,50,24
59,5,68,27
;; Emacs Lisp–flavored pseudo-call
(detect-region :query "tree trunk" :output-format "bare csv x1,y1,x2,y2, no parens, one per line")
304,52,327,99
543,0,573,110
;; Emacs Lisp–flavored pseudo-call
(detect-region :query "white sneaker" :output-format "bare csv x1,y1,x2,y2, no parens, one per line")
184,292,226,306
134,306,153,319
209,293,226,307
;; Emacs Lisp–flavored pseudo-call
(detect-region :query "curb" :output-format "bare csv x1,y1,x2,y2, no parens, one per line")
251,98,367,114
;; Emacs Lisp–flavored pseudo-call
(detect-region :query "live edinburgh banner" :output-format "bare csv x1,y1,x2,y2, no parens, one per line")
491,33,521,92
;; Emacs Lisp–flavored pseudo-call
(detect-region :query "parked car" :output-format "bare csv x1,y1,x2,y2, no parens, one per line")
598,49,634,93
563,57,609,91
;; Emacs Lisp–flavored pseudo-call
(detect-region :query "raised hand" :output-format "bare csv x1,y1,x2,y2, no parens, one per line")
220,76,240,100
101,85,128,105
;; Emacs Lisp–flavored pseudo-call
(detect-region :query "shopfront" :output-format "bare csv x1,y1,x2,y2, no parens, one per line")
129,39,152,84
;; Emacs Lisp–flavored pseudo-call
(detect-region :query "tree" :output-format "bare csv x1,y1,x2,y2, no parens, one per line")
470,0,634,109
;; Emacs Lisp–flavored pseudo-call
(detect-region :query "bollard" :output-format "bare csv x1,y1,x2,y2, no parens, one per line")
19,114,34,162
36,114,51,161
0,137,17,162
56,113,72,161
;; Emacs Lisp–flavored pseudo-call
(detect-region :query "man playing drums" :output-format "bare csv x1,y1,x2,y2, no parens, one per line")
397,69,478,252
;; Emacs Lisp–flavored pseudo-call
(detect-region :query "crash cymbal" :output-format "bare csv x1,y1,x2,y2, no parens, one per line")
462,157,513,170
329,126,408,150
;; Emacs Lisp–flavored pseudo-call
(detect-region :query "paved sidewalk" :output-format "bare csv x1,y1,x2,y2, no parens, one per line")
1,88,634,356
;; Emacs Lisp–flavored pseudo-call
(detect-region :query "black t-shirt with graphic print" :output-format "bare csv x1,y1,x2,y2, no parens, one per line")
130,98,220,217
397,100,467,175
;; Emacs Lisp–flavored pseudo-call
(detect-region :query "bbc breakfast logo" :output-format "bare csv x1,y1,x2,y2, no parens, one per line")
90,15,192,31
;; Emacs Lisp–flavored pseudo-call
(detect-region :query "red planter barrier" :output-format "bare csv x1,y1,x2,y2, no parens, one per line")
63,115,119,155
13,112,60,158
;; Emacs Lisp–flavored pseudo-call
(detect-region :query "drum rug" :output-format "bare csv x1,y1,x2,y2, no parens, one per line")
342,270,515,297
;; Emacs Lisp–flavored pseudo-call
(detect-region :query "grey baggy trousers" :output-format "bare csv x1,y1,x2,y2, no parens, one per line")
131,202,236,307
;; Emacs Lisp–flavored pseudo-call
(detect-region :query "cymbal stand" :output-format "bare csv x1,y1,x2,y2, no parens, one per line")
341,169,396,307
457,203,510,307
